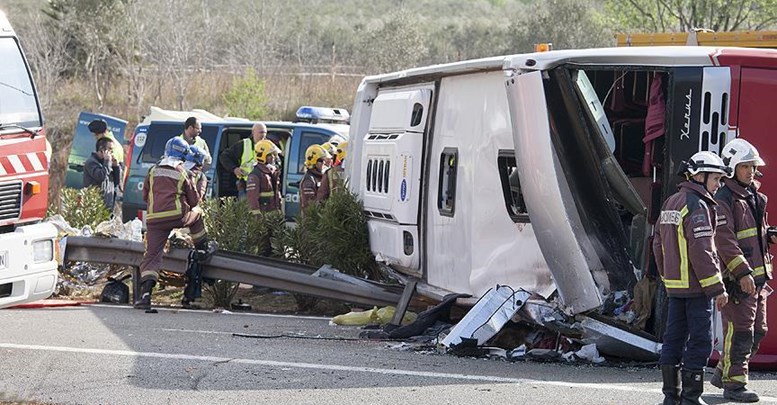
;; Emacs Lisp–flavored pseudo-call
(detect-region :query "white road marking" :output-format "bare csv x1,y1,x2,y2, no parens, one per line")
1,342,775,401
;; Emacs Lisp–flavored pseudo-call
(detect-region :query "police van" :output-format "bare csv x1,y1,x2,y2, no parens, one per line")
122,106,348,224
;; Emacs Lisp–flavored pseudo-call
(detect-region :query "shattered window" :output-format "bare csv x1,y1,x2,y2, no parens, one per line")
498,151,529,222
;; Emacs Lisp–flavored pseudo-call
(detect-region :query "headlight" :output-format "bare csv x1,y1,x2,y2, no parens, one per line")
33,240,53,263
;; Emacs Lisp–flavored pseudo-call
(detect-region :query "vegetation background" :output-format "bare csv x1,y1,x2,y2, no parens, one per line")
0,0,775,205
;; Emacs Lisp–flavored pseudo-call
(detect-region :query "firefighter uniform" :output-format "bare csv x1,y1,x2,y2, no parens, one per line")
713,177,772,393
139,159,207,285
317,166,344,201
247,163,281,213
654,174,727,404
300,168,324,211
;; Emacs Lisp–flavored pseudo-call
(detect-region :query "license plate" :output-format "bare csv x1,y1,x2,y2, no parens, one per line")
0,250,7,270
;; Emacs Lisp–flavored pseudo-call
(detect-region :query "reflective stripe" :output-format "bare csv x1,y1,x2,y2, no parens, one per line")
259,191,275,197
730,375,747,383
146,166,186,220
699,273,722,287
737,228,758,240
250,209,263,215
726,255,747,272
665,206,691,289
753,266,766,277
238,138,255,180
722,321,734,381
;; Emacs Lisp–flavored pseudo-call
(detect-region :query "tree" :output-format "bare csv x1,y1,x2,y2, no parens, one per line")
509,0,612,52
222,68,268,120
605,0,777,32
359,10,429,73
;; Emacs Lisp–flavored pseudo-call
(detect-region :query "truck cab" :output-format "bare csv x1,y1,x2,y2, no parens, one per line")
122,106,348,224
0,10,58,309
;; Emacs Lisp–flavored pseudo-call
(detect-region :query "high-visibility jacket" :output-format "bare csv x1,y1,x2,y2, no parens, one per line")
652,181,726,298
715,177,773,286
142,159,200,223
219,138,255,181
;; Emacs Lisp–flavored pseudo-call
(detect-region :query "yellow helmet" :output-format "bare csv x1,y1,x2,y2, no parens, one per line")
254,139,281,164
304,144,331,169
335,141,348,164
321,142,336,158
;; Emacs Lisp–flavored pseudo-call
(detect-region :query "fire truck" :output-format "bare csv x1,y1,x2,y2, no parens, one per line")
0,10,58,309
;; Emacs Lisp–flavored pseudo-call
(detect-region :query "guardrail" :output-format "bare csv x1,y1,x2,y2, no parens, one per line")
63,236,404,307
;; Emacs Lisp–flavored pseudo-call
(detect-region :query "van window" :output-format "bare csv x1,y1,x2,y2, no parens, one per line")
437,148,458,217
498,151,529,223
298,131,330,172
140,123,217,163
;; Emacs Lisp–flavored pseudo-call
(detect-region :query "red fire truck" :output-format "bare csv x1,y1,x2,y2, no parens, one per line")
0,10,58,309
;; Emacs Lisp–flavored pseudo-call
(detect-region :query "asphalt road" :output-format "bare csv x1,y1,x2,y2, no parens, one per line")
1,304,776,405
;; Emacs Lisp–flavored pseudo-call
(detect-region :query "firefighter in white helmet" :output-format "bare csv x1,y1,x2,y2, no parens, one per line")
653,150,729,405
711,138,774,402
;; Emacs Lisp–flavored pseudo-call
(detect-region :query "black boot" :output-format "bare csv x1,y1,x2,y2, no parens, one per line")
133,279,156,310
710,367,723,389
661,364,681,405
723,386,760,403
680,369,707,405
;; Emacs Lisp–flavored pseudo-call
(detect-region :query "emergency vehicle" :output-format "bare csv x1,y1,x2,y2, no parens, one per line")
0,10,59,309
347,46,777,366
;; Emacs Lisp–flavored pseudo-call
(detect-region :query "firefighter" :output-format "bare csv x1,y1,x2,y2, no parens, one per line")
318,140,347,201
653,151,730,405
135,137,215,311
247,140,282,214
219,122,267,198
178,117,212,169
711,138,774,403
321,142,336,167
299,144,331,212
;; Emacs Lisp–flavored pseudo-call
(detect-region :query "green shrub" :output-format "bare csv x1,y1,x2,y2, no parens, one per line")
200,197,285,307
275,189,381,311
222,68,267,120
48,186,111,229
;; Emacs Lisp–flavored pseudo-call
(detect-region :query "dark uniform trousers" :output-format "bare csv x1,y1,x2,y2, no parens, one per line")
718,286,769,388
139,211,206,283
660,296,714,370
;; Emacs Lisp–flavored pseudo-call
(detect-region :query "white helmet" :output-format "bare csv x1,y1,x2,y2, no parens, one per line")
686,151,730,176
721,138,765,178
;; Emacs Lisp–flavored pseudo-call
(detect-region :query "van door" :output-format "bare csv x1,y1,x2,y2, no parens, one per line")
360,85,433,274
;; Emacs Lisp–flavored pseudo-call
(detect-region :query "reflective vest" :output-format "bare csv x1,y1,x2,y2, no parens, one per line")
238,138,255,181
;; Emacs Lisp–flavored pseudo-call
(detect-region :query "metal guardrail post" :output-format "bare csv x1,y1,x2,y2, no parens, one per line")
390,279,417,326
131,266,141,304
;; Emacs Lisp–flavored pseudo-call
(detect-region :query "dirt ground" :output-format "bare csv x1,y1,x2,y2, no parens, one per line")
56,275,355,318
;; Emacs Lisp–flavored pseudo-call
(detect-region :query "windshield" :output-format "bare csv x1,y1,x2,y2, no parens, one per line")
0,37,40,129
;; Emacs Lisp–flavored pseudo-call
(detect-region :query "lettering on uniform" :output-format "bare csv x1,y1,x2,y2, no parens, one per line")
660,210,682,225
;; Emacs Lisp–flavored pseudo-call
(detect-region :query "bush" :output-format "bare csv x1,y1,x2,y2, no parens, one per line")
200,197,285,307
275,188,381,311
47,186,111,229
222,68,268,120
